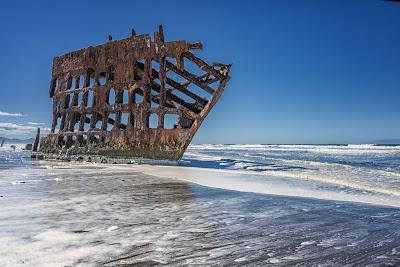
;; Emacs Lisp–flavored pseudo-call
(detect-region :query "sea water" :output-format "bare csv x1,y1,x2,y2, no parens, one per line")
186,144,400,193
181,144,400,206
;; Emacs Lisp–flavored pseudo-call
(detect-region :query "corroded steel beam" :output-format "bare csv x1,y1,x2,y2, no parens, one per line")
38,26,231,162
33,128,40,152
164,60,216,94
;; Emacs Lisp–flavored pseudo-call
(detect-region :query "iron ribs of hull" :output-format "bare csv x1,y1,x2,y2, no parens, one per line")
38,26,231,161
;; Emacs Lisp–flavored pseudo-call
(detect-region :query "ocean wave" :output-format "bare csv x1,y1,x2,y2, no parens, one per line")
184,144,400,202
188,144,400,154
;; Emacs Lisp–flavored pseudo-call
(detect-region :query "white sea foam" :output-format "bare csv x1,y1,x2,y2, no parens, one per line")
110,164,400,207
189,143,400,155
3,144,397,208
300,241,316,246
171,144,400,206
107,226,119,232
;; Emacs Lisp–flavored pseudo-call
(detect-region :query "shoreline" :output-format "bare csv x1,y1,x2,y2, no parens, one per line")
1,161,400,265
104,163,400,208
4,143,400,208
4,150,400,207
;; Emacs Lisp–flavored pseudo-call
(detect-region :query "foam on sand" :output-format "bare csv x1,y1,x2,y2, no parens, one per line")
115,163,400,207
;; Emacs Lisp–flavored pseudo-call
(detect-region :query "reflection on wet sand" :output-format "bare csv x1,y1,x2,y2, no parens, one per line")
0,162,224,266
1,161,400,266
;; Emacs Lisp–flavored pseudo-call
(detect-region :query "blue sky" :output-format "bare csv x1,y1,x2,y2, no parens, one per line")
0,0,399,143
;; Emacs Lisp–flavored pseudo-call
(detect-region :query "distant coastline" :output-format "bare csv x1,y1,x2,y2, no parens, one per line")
0,137,34,144
192,143,400,146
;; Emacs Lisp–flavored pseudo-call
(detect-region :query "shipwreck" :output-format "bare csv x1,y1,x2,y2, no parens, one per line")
35,26,231,162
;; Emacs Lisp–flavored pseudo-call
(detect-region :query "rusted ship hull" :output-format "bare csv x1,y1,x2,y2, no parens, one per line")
37,26,231,162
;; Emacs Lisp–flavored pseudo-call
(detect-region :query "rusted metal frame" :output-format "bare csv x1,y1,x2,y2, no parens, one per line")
115,110,122,129
59,112,67,132
164,76,207,106
101,111,108,131
156,27,166,108
50,58,193,115
136,61,207,107
197,73,220,85
78,111,86,130
158,52,166,128
63,86,91,95
84,115,127,130
188,42,203,50
49,78,57,97
69,123,84,145
212,62,231,68
89,111,97,129
51,112,59,133
176,54,184,70
33,128,40,152
71,75,81,106
113,88,124,128
94,112,103,130
182,75,231,150
149,107,179,115
65,110,78,148
111,86,175,109
106,116,126,130
150,81,202,114
81,69,93,108
87,112,97,143
40,26,231,161
67,75,81,137
115,88,124,104
126,109,134,130
61,111,69,133
163,60,216,94
63,91,71,109
203,77,220,85
62,82,144,98
182,52,225,80
143,56,152,104
135,65,202,113
134,87,176,109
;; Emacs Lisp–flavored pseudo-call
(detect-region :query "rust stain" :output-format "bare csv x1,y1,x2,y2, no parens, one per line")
37,25,231,162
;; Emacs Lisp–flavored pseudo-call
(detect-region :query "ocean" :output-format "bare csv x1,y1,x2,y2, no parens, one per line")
1,144,400,266
128,144,400,207
183,144,400,205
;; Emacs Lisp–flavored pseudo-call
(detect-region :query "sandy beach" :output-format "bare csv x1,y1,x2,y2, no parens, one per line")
1,152,400,266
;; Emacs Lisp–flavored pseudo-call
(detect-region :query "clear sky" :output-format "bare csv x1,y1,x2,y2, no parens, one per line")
0,0,399,144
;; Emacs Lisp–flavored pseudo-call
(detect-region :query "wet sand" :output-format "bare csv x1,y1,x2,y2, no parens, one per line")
1,162,400,266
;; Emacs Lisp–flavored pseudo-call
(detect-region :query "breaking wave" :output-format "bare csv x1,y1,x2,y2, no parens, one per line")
175,144,400,206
